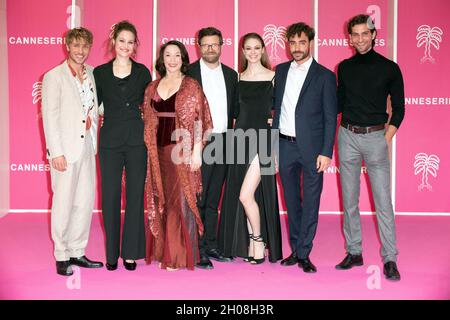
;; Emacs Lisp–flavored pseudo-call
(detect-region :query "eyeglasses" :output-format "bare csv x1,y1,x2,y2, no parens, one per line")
199,43,220,50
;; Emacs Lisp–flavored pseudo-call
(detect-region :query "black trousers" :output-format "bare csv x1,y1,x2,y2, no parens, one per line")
278,138,323,259
99,144,147,264
197,133,227,256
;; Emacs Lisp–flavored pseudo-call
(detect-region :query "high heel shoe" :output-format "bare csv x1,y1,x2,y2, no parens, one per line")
166,267,180,272
243,233,254,262
123,259,136,271
250,235,266,265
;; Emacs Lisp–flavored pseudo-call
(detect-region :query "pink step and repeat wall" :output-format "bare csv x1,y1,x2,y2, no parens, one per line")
6,0,450,214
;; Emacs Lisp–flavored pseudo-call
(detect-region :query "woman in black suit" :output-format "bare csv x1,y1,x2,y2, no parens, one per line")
94,21,151,271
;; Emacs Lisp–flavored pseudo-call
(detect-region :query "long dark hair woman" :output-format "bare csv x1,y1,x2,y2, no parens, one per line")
142,40,213,271
218,32,282,264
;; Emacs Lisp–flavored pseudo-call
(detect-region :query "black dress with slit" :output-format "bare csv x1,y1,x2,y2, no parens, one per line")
218,80,282,262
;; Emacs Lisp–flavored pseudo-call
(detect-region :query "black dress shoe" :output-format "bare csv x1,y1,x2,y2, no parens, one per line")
384,261,401,281
106,262,118,271
298,258,317,273
195,255,214,269
335,253,364,270
206,249,233,262
280,252,298,266
123,259,137,271
56,261,73,276
70,256,104,268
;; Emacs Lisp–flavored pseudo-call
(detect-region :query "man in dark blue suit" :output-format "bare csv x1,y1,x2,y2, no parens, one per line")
273,22,337,273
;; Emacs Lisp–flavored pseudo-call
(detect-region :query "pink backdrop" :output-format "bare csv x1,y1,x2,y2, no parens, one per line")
158,0,234,68
318,0,390,212
82,0,154,209
238,0,313,68
238,0,313,210
7,0,450,214
396,0,450,212
8,0,73,211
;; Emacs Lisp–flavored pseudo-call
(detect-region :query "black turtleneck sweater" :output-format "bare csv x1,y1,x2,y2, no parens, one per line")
337,48,405,128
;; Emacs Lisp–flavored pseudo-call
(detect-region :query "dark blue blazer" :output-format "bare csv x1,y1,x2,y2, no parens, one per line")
273,59,337,163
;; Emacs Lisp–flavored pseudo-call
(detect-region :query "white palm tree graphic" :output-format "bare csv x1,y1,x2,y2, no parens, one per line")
263,24,287,62
109,23,117,39
32,81,42,104
414,153,440,191
416,25,443,64
32,81,43,120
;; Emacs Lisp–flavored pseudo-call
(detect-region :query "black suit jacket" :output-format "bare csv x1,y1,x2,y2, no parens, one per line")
186,60,238,129
94,59,152,148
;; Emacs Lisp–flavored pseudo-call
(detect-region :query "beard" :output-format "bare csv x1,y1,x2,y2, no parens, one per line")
202,52,220,64
292,50,308,62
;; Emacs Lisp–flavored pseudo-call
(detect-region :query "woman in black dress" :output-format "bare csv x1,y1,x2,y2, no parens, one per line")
93,21,152,271
218,33,282,264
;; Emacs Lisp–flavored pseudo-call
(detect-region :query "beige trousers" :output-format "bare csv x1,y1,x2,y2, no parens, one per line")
50,132,95,261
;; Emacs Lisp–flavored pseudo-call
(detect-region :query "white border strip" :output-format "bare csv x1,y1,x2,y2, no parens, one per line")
71,0,76,29
314,0,319,61
315,211,450,216
393,212,450,216
234,0,238,71
391,0,398,211
7,209,450,216
8,210,115,213
393,0,398,62
6,0,447,219
152,0,158,76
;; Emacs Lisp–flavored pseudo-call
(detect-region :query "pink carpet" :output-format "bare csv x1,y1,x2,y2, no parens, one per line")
0,213,449,300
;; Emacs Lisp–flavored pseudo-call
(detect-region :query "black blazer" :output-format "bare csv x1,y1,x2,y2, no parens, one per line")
186,60,238,129
273,59,337,162
94,59,152,148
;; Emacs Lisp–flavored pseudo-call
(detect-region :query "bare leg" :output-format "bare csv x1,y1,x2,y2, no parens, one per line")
246,219,254,260
239,155,264,261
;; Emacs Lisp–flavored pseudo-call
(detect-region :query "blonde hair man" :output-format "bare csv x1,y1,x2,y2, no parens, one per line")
42,27,103,276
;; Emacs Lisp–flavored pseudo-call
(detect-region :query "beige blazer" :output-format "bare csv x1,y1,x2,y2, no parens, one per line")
42,61,99,163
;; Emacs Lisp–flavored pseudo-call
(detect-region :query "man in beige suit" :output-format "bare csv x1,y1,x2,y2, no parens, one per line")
42,27,103,276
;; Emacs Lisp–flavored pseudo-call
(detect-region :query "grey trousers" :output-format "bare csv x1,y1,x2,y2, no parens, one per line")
338,126,398,263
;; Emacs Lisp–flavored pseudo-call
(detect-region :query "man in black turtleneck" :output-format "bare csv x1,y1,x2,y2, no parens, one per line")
335,14,405,281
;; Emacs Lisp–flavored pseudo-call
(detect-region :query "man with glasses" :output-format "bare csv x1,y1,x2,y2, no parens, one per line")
187,27,238,269
335,14,405,281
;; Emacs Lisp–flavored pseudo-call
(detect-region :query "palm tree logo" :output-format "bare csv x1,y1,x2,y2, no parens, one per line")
32,81,43,120
414,153,440,191
32,81,42,105
109,23,117,39
263,24,287,63
416,25,443,64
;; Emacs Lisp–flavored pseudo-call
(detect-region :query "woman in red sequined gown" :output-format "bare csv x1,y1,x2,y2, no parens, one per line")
142,40,212,271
